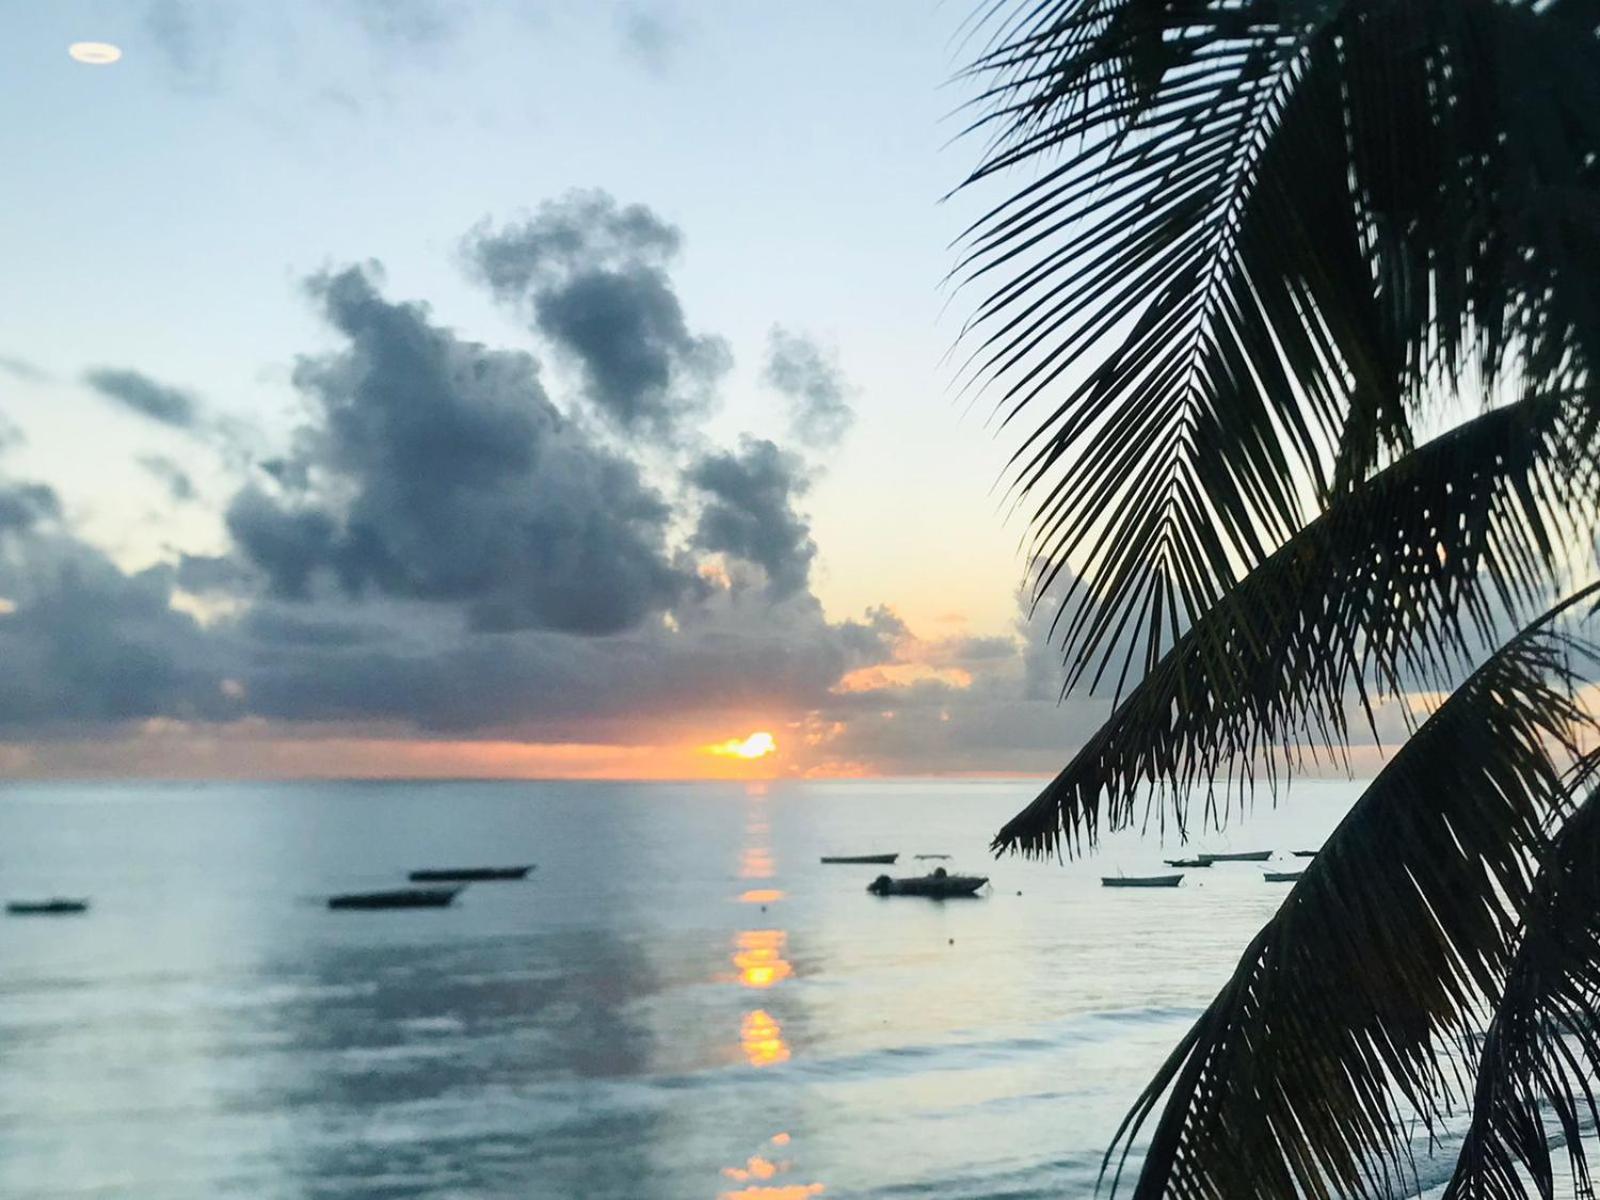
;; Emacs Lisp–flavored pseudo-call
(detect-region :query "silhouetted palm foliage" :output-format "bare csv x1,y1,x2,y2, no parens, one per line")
955,0,1600,1195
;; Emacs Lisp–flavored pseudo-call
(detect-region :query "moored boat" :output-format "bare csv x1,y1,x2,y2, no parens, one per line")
1264,870,1305,882
6,898,89,915
1102,874,1184,888
867,868,987,897
1163,857,1212,868
328,887,461,910
822,853,898,865
407,865,533,882
1197,850,1272,863
1291,850,1318,858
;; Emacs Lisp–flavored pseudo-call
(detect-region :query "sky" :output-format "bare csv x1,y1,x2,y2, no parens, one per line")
0,0,1143,780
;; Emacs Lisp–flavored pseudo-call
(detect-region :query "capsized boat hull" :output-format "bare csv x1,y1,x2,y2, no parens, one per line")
1163,858,1212,868
822,854,898,865
6,898,89,915
328,888,461,910
867,872,987,897
1197,850,1272,863
1102,874,1184,888
408,866,532,882
1264,871,1305,883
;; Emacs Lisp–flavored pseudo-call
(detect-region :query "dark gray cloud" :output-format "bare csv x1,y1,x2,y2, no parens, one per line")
227,263,690,634
174,553,253,597
138,454,197,502
464,192,729,439
0,533,239,729
0,355,48,383
688,437,816,599
764,328,855,449
0,481,60,536
84,367,201,428
234,587,904,737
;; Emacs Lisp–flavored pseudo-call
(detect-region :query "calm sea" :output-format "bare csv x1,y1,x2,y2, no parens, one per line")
0,777,1405,1198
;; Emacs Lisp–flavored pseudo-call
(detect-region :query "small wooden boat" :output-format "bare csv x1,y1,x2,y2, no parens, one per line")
6,898,89,915
328,887,461,910
1264,870,1305,883
1102,874,1184,888
822,853,898,865
1197,850,1272,863
867,868,987,898
407,865,533,882
1164,857,1212,868
914,853,952,860
1291,850,1318,858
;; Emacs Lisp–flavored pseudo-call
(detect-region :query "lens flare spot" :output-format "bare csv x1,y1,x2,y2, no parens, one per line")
740,889,784,904
68,42,122,64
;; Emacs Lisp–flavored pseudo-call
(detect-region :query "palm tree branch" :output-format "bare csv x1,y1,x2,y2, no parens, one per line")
1105,587,1600,1199
993,389,1598,860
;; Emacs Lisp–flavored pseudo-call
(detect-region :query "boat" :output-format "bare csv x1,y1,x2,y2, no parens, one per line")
1102,874,1184,888
914,853,952,860
1163,857,1212,868
1264,870,1305,883
1291,850,1318,858
6,898,89,915
327,887,461,910
821,853,898,865
407,865,533,882
1197,850,1273,863
867,868,987,897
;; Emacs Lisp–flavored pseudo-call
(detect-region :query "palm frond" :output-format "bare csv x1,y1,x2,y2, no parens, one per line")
957,0,1600,692
1103,589,1600,1199
1443,774,1600,1200
993,391,1597,859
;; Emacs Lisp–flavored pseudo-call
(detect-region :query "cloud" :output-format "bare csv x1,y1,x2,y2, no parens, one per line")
142,0,238,86
688,438,816,599
227,263,691,635
618,4,683,73
84,367,201,428
138,454,197,502
0,355,48,383
464,191,729,439
0,481,60,535
764,328,855,449
0,533,239,729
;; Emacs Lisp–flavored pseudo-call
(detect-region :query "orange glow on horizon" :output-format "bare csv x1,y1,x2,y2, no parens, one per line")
708,731,778,760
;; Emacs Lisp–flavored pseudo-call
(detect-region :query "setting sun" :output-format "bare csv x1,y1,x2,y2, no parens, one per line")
707,731,778,760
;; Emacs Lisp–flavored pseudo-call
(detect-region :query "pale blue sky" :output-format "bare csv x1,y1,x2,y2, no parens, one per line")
1,0,1023,636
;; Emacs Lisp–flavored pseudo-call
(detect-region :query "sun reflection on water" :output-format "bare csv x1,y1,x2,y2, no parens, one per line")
720,796,822,1196
733,929,793,990
718,1133,825,1199
738,1009,790,1067
740,847,775,879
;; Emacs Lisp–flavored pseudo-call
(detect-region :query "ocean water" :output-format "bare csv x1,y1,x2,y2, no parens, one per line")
0,777,1375,1199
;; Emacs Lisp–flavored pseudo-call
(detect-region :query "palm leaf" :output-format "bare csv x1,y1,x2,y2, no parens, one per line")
956,0,1600,692
1442,772,1600,1200
993,390,1598,859
1103,588,1600,1199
